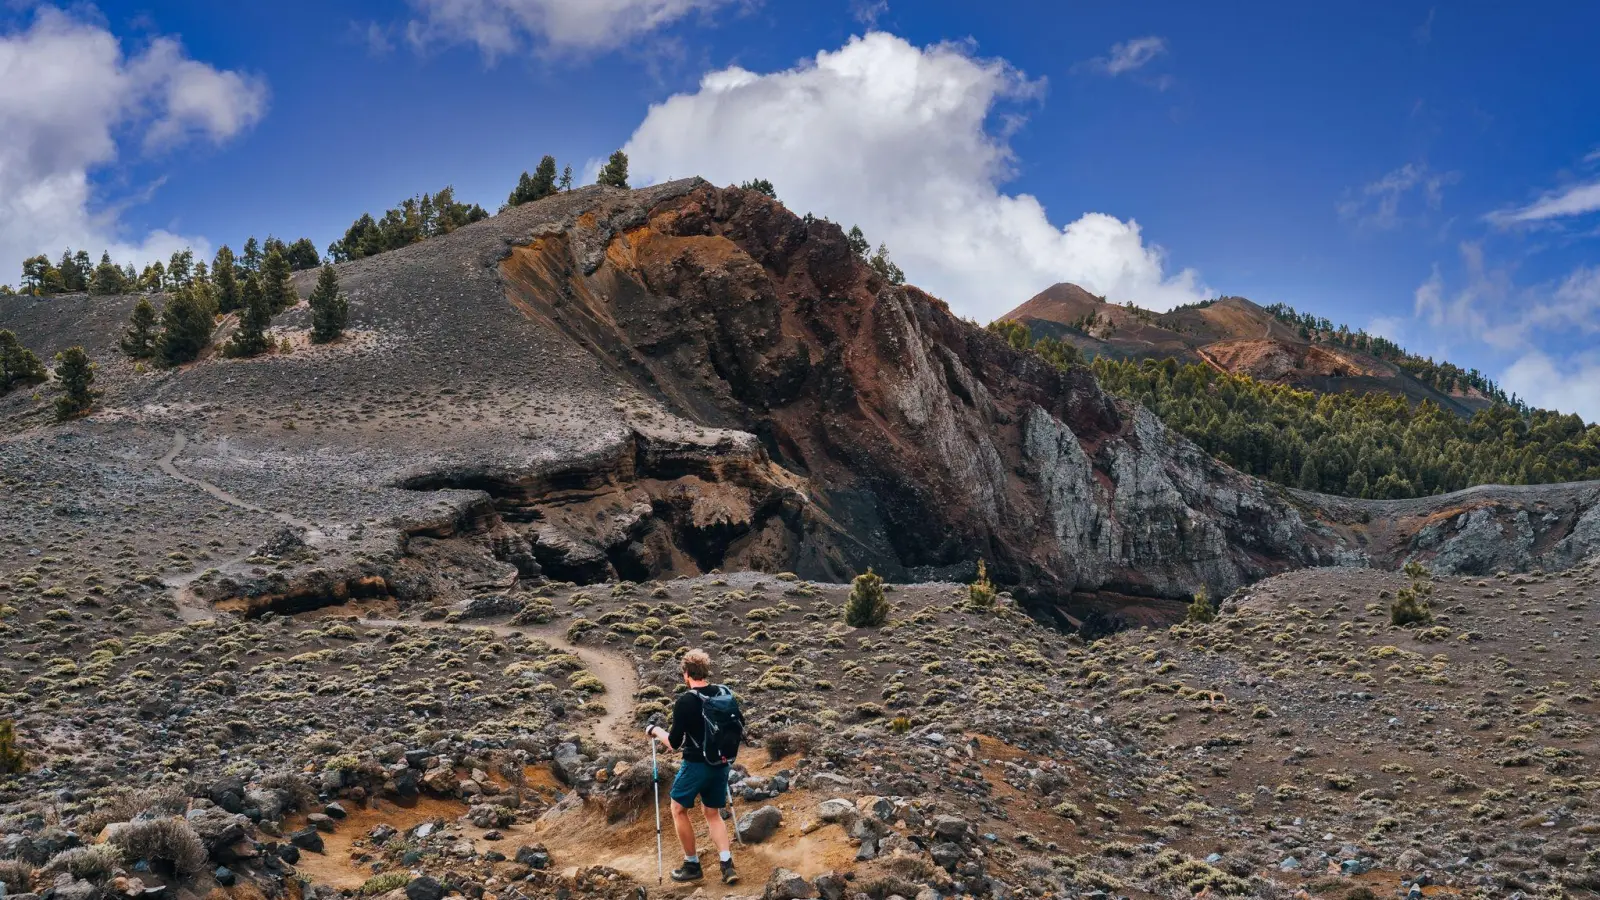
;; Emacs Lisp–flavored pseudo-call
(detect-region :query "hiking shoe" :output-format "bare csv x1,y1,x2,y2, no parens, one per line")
720,860,739,885
670,861,703,882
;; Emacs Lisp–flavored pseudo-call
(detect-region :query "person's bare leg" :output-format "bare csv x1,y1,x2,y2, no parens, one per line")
702,804,731,855
671,800,697,858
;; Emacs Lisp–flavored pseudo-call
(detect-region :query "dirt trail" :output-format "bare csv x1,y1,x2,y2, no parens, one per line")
158,432,324,537
364,616,639,750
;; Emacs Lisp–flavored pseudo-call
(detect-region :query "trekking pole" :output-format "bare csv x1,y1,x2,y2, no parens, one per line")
728,765,743,846
649,729,664,884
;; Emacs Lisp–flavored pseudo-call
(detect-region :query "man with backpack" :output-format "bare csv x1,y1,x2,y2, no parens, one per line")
646,648,743,884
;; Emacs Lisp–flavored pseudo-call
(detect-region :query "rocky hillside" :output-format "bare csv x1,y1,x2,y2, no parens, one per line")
1003,286,1493,418
1,180,1598,631
0,562,1596,900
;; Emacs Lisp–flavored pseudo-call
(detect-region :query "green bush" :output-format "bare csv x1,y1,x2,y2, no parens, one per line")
362,872,413,895
844,569,889,627
968,559,996,608
1390,561,1433,626
1185,587,1215,624
0,719,25,774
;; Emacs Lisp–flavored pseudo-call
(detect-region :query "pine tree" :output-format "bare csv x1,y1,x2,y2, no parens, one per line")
596,150,630,188
52,347,96,420
157,286,214,365
0,330,47,393
120,297,158,359
844,568,890,627
868,243,906,285
739,178,777,199
72,249,92,289
225,273,272,358
167,249,194,287
846,226,870,259
1185,587,1216,624
308,264,348,344
558,165,573,191
213,246,241,312
58,249,87,292
241,237,262,272
530,155,558,199
1390,562,1432,626
140,261,165,293
20,255,61,295
967,559,996,608
506,155,561,207
285,238,321,271
261,248,294,311
92,252,127,295
507,172,535,209
1297,457,1321,491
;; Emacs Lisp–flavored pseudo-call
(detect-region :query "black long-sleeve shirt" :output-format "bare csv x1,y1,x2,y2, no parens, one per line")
667,685,720,764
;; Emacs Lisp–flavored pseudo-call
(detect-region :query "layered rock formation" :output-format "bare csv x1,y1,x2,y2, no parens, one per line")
2,179,1597,624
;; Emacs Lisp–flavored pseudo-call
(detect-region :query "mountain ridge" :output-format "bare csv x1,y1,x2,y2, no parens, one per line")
1001,283,1497,418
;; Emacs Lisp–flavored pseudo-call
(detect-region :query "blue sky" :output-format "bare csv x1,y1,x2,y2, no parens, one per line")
4,0,1598,417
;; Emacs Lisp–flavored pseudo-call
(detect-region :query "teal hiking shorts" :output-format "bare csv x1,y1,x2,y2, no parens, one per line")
670,760,730,809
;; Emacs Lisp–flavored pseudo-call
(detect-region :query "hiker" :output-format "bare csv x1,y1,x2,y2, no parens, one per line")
646,648,744,884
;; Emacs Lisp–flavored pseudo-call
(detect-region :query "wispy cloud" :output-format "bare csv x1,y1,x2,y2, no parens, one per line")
1338,162,1458,231
1083,36,1167,76
851,0,888,27
1486,178,1600,226
405,0,734,59
1413,7,1435,44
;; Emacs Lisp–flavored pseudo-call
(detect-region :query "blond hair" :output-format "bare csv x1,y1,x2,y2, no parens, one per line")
682,649,712,681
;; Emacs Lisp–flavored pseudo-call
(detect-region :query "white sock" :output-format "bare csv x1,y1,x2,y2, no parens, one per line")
719,851,732,863
685,855,698,864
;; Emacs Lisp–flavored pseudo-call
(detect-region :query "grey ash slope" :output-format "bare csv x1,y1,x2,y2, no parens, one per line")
1,180,1598,624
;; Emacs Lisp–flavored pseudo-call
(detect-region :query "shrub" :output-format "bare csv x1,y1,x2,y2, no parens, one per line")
77,785,188,837
968,559,996,608
764,727,817,761
44,845,120,882
0,858,34,894
1391,562,1433,626
0,719,25,774
844,568,889,627
1185,587,1215,624
108,817,208,875
362,872,413,895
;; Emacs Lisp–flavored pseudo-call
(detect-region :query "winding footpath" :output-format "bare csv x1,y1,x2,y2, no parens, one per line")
364,616,641,750
158,432,325,537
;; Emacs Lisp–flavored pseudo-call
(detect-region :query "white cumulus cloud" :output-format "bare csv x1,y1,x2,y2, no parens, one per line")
0,7,266,283
1501,351,1600,423
622,32,1207,318
406,0,733,56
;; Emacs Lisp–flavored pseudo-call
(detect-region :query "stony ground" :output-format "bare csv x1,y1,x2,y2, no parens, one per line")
1,560,1596,900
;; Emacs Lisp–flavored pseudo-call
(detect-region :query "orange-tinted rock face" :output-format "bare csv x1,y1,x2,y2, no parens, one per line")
485,184,1341,612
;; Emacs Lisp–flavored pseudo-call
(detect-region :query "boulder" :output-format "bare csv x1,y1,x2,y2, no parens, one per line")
186,807,250,855
931,815,969,842
737,806,783,844
404,877,445,900
763,869,815,900
814,872,848,900
287,828,324,853
514,845,551,870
